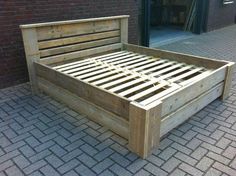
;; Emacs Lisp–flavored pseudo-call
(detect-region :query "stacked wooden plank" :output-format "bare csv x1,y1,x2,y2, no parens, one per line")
184,0,197,31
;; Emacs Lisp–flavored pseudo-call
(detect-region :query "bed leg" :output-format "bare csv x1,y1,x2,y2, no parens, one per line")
221,62,235,100
21,27,40,95
128,101,162,159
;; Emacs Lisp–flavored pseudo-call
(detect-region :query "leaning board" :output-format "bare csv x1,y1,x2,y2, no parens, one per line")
20,15,235,158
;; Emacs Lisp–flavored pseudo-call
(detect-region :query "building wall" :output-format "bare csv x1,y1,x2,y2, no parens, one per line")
0,0,139,89
206,0,236,31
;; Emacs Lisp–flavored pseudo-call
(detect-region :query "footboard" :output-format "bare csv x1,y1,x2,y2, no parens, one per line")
20,16,235,158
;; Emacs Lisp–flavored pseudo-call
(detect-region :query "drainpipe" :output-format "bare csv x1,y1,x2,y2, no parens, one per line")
140,0,150,47
194,0,209,34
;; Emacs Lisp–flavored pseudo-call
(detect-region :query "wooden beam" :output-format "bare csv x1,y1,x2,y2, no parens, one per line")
120,17,128,43
40,37,120,58
21,28,40,93
129,101,162,158
123,44,228,69
20,15,130,29
38,30,120,49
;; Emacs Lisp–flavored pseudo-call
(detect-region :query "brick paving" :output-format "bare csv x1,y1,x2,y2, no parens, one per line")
0,25,236,176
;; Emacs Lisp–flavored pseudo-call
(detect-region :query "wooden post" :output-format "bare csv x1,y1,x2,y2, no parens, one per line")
129,101,162,158
120,17,128,43
21,27,40,93
221,62,235,100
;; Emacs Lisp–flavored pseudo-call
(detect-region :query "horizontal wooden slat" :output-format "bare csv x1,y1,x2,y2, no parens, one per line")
150,65,193,80
168,67,204,83
131,59,167,72
140,85,180,106
70,65,108,77
109,78,146,93
119,79,160,97
72,54,143,77
40,43,122,65
83,58,156,84
89,57,155,85
62,61,101,74
101,75,137,89
55,51,128,71
37,19,120,41
126,82,169,101
39,30,120,49
180,70,212,86
40,37,120,58
75,66,116,79
141,61,176,74
83,70,124,83
20,15,129,28
117,65,194,98
58,51,134,74
149,63,186,77
92,73,125,85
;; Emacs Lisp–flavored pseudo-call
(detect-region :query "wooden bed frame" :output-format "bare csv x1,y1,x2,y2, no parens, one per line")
20,15,234,158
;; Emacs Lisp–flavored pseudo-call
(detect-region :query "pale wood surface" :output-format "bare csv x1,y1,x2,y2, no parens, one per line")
20,15,129,29
21,28,40,93
129,101,162,158
221,62,235,100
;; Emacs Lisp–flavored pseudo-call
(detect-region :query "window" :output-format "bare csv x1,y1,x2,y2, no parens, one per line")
223,0,234,5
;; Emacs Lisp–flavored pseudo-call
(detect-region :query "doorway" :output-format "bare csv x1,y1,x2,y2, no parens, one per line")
150,0,196,47
140,0,208,47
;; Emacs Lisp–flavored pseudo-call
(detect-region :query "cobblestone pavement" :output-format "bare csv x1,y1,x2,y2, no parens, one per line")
0,25,236,176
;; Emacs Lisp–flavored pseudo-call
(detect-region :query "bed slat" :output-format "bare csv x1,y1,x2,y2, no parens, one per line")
140,85,180,106
53,51,126,70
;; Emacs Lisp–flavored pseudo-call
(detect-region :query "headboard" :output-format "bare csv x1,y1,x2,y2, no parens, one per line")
20,15,129,65
20,15,129,92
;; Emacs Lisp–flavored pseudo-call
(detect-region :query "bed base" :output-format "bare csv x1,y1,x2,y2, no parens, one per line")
20,16,234,158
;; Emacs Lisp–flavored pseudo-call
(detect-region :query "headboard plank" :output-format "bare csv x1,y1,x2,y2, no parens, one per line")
40,43,123,65
36,19,120,41
40,37,120,58
38,30,120,49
